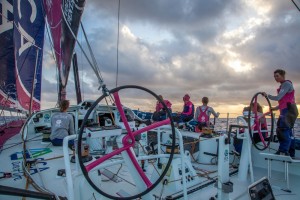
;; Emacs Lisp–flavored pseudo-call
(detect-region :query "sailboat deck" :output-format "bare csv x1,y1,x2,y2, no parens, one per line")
1,130,300,199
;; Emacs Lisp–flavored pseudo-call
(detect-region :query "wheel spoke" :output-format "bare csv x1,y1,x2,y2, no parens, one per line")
113,91,134,138
77,85,176,199
113,93,170,188
125,148,152,188
86,145,131,172
132,119,170,137
260,134,267,147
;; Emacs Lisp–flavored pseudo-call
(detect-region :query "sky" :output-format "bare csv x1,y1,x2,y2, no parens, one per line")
41,0,300,118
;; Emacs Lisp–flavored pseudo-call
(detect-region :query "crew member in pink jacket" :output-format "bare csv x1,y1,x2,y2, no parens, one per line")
175,94,194,124
152,95,172,121
263,69,298,157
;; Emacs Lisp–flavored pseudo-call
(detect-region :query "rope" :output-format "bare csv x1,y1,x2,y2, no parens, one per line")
80,31,85,100
44,18,60,98
158,179,168,199
41,0,65,103
189,138,218,165
291,0,300,11
23,163,31,200
36,154,72,162
22,161,57,196
137,141,161,176
80,22,104,82
101,167,136,187
60,4,103,88
116,0,121,87
41,2,61,60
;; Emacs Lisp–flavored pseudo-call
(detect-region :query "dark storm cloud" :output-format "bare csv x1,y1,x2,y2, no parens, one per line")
88,0,244,43
89,0,240,23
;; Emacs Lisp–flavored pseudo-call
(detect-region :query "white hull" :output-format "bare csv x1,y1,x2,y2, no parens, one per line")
1,104,299,200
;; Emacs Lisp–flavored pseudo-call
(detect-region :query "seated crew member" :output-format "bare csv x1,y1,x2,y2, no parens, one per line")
251,103,268,143
194,97,219,131
174,94,194,126
152,95,172,122
50,100,75,146
234,103,267,154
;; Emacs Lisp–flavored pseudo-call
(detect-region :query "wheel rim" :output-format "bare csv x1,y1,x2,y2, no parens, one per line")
248,92,274,151
77,85,176,199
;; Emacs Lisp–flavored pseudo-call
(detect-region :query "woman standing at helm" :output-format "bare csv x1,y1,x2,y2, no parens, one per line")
263,69,298,157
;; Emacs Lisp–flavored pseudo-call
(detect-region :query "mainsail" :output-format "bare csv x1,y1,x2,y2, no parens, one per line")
0,0,18,109
0,0,45,112
43,0,86,102
1,0,85,112
14,0,45,112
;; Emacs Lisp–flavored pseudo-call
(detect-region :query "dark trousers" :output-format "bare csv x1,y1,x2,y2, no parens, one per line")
51,138,74,149
152,109,171,121
277,108,294,156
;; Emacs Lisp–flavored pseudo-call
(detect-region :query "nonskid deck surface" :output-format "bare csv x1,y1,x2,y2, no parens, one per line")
0,132,72,199
1,132,300,200
1,132,218,199
161,165,300,200
0,135,243,200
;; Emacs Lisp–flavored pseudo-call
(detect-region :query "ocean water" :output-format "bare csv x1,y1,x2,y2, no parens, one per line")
1,115,299,137
213,118,300,138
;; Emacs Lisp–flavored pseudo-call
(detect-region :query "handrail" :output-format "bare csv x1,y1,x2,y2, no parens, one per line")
174,127,188,200
155,125,188,200
63,135,77,200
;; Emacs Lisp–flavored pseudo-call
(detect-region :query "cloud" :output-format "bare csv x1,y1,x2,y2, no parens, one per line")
41,0,300,115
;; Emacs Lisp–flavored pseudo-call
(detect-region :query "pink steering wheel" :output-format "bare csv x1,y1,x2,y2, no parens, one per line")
248,92,274,150
77,85,176,200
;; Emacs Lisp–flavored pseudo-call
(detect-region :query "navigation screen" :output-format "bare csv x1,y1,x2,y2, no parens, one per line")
248,177,275,200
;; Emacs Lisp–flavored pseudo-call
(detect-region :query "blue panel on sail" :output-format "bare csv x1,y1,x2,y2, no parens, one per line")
13,0,45,111
0,0,18,108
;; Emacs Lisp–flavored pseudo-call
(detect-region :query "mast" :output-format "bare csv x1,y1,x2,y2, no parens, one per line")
28,48,40,116
72,53,82,104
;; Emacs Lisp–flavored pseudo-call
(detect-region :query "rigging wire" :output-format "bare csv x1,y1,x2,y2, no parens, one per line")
41,1,62,58
43,21,60,107
116,0,121,87
60,4,104,88
41,0,61,107
291,0,300,11
80,31,85,100
80,22,104,82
